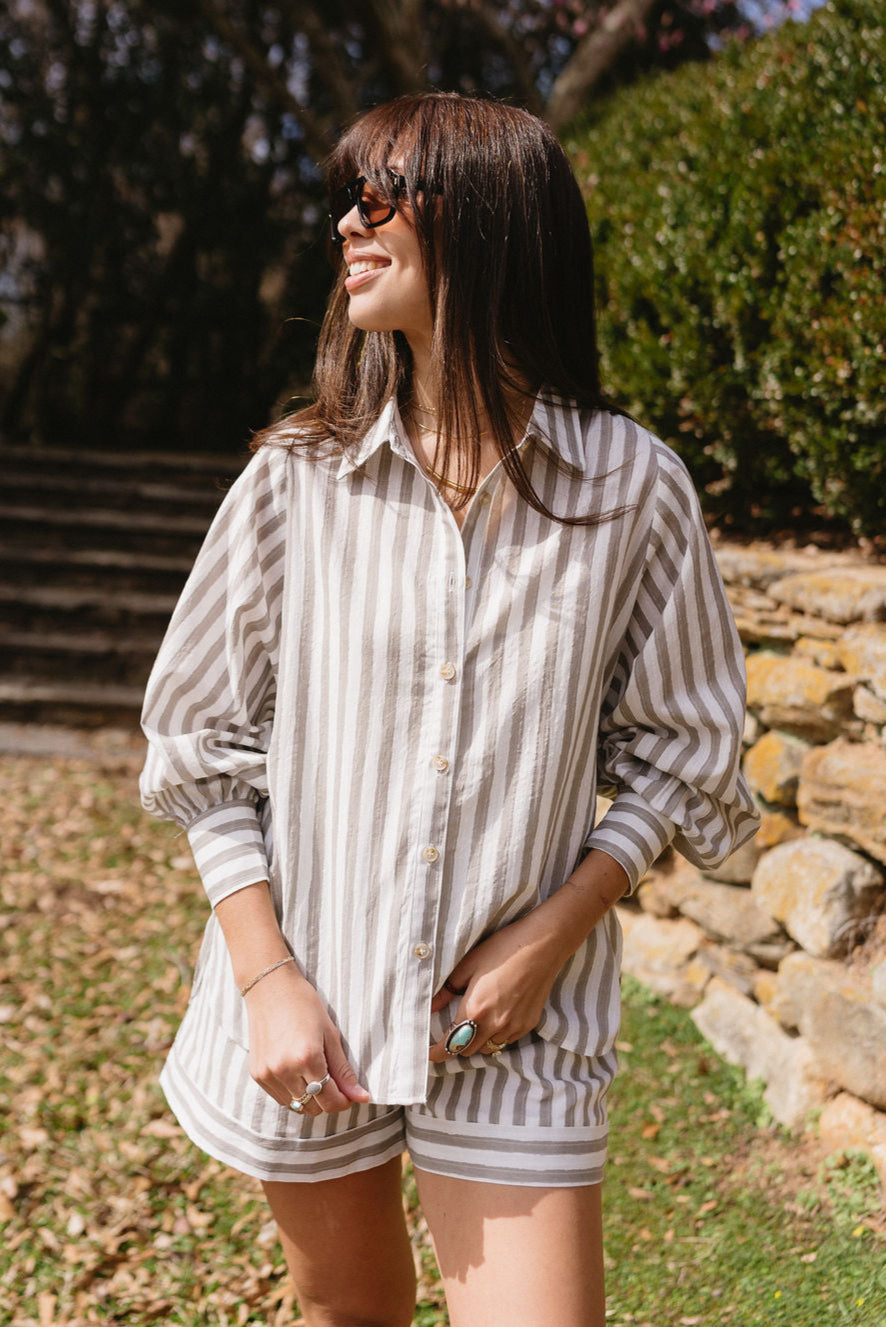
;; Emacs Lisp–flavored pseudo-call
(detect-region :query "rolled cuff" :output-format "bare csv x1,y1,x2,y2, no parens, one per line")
583,791,676,895
186,800,270,908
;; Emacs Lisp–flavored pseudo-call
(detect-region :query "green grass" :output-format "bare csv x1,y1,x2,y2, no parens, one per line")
0,754,883,1325
604,978,885,1326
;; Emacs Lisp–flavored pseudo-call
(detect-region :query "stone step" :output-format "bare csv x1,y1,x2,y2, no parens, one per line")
0,628,159,687
0,504,208,555
3,469,229,516
0,677,145,728
0,584,177,634
0,443,248,728
0,544,193,592
2,442,248,486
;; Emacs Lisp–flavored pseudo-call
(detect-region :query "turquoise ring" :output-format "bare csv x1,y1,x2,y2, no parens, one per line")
444,1019,479,1055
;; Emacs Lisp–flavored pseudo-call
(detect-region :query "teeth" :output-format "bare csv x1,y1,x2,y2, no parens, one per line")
349,260,387,276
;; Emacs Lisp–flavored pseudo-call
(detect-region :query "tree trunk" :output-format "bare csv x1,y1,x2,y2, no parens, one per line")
364,0,429,94
545,0,659,129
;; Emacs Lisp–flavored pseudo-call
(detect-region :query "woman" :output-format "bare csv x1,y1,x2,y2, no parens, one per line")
140,92,759,1327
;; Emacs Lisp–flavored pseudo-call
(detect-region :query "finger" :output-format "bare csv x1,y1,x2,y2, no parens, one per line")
428,1013,483,1063
323,1036,371,1106
260,1071,323,1117
286,1088,323,1118
430,987,455,1013
284,1054,343,1115
271,1046,337,1114
479,1031,512,1055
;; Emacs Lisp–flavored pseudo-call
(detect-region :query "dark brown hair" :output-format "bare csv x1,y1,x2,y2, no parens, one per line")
255,92,624,525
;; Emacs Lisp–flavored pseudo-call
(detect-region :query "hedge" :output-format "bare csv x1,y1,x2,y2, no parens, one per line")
567,0,886,536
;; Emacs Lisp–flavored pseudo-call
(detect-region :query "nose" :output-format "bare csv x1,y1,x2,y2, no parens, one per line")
337,201,370,244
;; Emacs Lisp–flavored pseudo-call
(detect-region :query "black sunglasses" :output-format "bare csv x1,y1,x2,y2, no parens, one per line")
329,171,409,245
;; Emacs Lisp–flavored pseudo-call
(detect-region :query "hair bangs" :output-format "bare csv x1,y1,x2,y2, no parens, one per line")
327,99,427,197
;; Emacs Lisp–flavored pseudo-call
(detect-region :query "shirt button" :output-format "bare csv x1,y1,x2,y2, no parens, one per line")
433,756,449,773
465,576,472,589
439,662,456,681
423,845,440,863
413,943,431,959
479,492,492,507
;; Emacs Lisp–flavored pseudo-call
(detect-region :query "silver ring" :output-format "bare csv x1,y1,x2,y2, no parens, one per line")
304,1073,331,1097
444,1019,479,1055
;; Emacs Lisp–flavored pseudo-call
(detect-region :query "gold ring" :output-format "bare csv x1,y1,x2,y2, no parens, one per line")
483,1037,508,1055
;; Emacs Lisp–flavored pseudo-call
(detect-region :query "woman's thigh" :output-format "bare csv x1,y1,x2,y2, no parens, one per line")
415,1167,605,1327
262,1156,415,1327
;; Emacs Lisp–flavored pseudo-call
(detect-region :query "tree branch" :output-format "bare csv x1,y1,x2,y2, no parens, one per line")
298,5,361,126
194,0,334,160
363,0,429,94
473,3,545,116
544,0,659,129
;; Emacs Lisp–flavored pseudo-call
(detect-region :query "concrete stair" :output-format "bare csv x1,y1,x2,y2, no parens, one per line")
0,443,248,727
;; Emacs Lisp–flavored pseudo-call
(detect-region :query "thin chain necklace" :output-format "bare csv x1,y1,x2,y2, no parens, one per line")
423,463,477,495
405,390,532,498
406,404,489,496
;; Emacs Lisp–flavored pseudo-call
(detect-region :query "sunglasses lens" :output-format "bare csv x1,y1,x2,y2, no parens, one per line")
359,182,395,225
330,177,398,241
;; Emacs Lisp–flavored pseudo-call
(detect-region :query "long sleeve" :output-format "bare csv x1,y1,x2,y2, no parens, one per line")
139,446,288,908
584,443,760,892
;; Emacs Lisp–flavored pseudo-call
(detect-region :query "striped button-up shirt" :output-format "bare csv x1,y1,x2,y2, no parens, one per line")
140,394,759,1104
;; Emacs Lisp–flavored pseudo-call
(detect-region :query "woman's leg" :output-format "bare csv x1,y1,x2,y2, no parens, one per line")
414,1168,605,1327
262,1156,416,1327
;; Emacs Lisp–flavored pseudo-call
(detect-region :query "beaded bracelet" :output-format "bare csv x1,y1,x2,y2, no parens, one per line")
239,955,296,997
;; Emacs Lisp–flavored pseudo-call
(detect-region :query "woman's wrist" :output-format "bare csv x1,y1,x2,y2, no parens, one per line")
528,850,630,965
214,880,299,991
239,954,296,997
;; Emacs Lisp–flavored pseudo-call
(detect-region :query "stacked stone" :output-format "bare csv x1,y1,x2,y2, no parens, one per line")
616,547,886,1187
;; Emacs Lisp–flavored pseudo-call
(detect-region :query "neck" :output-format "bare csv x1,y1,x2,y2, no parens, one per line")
406,343,532,420
407,337,437,415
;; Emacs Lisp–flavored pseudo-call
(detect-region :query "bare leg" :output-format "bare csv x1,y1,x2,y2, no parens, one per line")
262,1156,415,1327
415,1168,605,1327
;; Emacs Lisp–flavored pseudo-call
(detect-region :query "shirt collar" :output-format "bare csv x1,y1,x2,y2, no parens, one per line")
335,398,405,479
526,391,588,471
335,389,588,480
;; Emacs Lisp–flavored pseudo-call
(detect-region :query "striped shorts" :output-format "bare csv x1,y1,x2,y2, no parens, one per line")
160,1007,613,1188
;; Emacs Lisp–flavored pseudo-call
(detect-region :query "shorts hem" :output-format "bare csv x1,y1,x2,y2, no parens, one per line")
407,1155,606,1188
405,1112,608,1188
160,1051,405,1184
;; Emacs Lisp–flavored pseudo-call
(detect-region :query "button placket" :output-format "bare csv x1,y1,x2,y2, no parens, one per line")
401,513,466,1041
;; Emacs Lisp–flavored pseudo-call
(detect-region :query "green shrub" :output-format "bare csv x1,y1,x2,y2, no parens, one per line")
567,0,886,535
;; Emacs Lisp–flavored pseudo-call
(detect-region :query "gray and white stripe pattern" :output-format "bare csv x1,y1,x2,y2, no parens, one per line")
141,394,758,1132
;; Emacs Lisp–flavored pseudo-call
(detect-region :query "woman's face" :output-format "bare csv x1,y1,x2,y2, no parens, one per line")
337,165,433,350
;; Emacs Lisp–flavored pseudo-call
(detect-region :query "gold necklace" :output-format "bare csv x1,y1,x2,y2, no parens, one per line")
405,404,490,495
423,464,477,495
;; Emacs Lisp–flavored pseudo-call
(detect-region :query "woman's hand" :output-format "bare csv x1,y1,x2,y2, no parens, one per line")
427,910,569,1062
428,850,630,1062
244,963,371,1116
214,880,371,1116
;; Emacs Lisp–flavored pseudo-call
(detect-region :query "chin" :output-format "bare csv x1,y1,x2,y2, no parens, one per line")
346,306,393,333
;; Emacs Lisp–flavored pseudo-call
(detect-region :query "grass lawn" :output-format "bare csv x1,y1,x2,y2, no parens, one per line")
1,752,883,1325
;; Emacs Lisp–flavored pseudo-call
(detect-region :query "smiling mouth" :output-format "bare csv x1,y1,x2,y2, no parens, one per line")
348,259,390,276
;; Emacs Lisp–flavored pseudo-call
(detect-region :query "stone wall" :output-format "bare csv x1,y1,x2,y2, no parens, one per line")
616,546,886,1188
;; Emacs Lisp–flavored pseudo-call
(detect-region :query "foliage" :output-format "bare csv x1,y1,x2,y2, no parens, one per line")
1,753,883,1325
0,0,792,450
567,0,886,534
